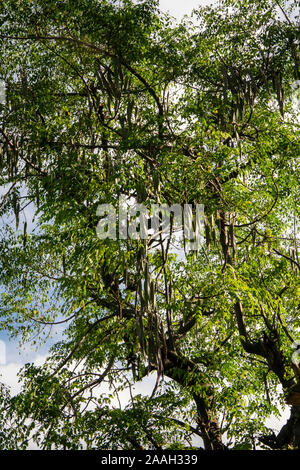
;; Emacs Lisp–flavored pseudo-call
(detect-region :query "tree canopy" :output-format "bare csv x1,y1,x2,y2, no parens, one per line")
0,0,299,450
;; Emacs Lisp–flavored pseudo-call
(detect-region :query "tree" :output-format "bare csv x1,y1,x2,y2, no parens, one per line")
0,0,299,450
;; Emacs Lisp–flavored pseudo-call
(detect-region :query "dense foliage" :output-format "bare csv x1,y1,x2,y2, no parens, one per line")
0,0,299,450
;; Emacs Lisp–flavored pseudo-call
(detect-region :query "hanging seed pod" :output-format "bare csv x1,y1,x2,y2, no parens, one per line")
3,139,8,160
252,228,256,248
107,68,118,98
136,286,146,354
229,215,237,264
147,309,160,367
272,71,284,117
36,185,40,210
152,169,160,193
106,94,112,114
148,313,155,366
204,211,211,249
126,99,134,129
144,263,151,309
25,160,30,177
136,312,146,356
232,107,236,124
222,65,228,101
98,70,113,100
112,57,122,97
211,214,216,245
150,280,156,310
62,254,66,275
289,247,297,273
123,75,130,92
23,221,27,249
12,190,20,230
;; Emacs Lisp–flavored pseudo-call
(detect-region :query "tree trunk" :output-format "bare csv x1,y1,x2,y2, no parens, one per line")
261,406,300,449
163,350,226,450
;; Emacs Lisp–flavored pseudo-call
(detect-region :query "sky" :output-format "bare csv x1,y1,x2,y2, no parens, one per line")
159,0,215,18
0,0,291,447
0,0,216,394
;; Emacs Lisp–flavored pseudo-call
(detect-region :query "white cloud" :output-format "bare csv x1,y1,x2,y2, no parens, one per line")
0,354,48,396
0,362,24,395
